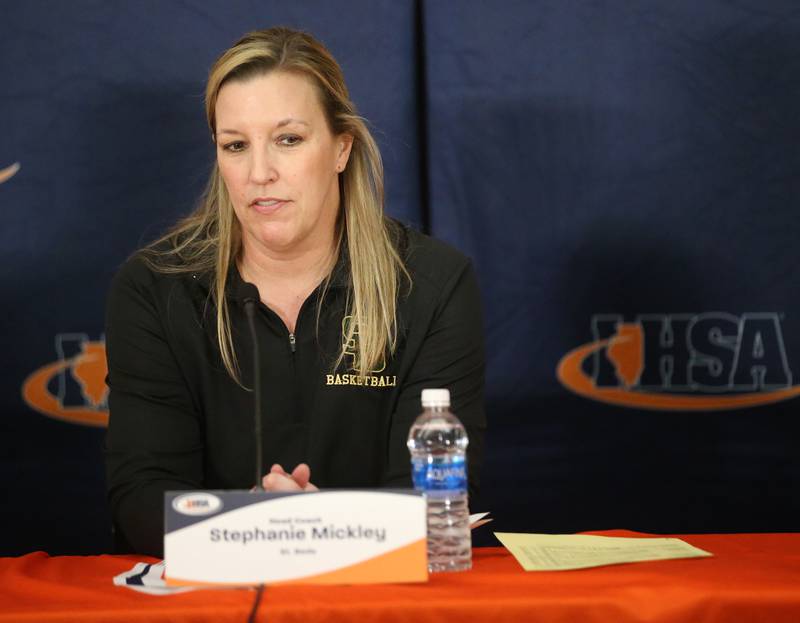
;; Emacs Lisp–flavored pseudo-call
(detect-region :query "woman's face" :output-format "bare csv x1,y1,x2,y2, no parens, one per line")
215,71,352,258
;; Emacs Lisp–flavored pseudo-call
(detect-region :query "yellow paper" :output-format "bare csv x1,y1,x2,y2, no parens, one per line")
494,532,713,571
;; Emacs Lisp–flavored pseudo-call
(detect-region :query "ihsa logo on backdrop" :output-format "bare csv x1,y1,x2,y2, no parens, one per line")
7,168,109,427
557,313,800,410
0,161,20,184
22,334,108,427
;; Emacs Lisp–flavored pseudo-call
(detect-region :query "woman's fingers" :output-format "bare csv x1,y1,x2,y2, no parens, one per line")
290,463,312,488
262,471,301,491
261,462,318,491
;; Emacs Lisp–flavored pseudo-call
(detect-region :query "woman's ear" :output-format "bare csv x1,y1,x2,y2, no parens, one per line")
335,134,354,172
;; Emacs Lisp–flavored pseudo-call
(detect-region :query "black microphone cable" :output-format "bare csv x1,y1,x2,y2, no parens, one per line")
241,283,266,620
241,283,264,491
247,583,265,623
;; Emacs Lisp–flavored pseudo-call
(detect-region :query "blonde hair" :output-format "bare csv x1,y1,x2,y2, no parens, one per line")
141,27,409,382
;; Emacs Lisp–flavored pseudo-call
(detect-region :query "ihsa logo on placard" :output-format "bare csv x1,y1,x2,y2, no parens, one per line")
557,313,800,410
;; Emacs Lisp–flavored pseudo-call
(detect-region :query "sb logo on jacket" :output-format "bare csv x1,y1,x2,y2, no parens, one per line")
325,316,397,388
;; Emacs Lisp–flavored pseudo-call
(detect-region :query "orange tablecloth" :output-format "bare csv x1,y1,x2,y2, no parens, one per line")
1,531,799,622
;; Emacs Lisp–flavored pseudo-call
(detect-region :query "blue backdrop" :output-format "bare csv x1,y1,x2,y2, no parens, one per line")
2,0,799,555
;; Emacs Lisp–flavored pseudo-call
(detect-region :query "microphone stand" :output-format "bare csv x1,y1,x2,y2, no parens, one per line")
243,294,264,492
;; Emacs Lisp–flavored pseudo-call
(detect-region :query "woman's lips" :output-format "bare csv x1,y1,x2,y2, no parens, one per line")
250,199,289,215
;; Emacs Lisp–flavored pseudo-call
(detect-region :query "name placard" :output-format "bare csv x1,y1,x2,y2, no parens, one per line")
164,489,428,586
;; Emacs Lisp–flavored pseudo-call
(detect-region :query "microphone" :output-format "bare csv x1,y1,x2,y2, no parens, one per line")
238,282,264,491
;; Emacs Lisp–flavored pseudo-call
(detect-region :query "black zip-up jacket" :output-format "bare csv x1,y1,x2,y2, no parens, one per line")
105,224,486,557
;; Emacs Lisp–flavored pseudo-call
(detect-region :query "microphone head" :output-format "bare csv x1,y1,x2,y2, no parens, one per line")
238,282,261,306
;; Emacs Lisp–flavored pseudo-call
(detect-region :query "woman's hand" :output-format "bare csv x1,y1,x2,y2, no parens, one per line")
262,463,319,492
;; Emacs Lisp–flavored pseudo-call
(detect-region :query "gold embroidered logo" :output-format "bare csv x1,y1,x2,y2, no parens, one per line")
325,373,397,388
327,316,396,388
341,315,385,373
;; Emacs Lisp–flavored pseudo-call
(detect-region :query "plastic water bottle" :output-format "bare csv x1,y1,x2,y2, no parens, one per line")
407,388,471,572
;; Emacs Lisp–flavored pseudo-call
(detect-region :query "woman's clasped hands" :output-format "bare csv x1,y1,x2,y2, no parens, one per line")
262,463,319,492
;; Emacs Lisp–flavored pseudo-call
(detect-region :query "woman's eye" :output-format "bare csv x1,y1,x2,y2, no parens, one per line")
278,135,302,146
223,141,246,152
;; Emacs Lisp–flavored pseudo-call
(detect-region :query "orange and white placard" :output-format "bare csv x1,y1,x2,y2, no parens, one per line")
164,490,428,586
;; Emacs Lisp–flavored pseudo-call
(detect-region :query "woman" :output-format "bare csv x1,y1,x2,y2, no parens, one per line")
105,27,485,557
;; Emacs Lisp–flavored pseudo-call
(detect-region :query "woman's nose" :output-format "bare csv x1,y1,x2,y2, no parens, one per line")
250,148,278,184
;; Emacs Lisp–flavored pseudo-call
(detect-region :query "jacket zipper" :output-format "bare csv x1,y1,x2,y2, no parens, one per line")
289,332,296,353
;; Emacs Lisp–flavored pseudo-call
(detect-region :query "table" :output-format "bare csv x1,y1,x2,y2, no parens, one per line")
1,531,799,622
